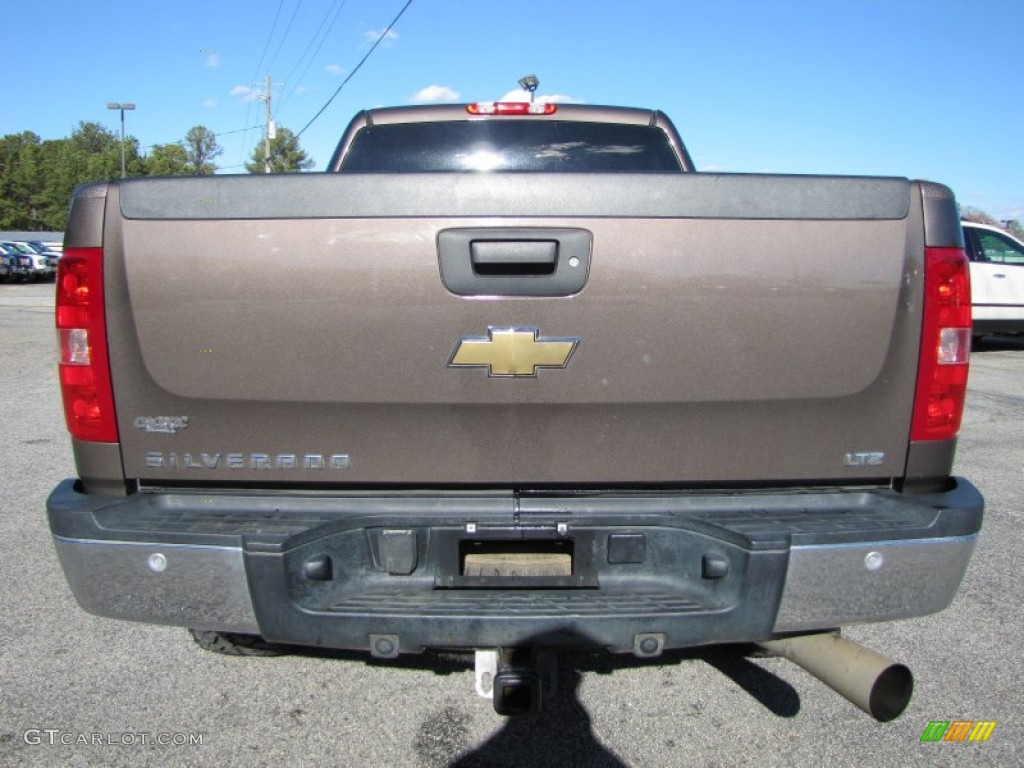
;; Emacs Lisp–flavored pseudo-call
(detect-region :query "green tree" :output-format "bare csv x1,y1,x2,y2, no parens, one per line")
69,121,119,155
0,131,43,229
184,126,222,174
0,122,146,231
66,121,143,181
145,143,190,176
34,139,73,230
245,126,314,173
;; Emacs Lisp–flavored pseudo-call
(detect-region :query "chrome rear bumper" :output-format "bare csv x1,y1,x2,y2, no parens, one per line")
48,478,983,652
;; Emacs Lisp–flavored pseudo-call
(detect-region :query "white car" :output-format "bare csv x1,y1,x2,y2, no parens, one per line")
962,221,1024,336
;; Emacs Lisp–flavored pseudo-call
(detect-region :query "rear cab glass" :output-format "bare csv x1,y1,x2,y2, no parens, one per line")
339,121,683,173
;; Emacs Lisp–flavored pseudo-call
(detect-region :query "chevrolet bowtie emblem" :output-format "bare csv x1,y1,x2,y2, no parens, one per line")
448,327,580,377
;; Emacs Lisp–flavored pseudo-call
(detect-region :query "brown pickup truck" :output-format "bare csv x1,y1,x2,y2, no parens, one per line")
48,102,982,719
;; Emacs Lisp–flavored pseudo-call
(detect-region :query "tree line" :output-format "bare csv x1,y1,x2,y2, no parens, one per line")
960,207,1024,240
3,125,1018,238
0,122,313,231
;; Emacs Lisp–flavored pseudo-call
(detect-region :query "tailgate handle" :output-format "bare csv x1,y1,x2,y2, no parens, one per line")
470,240,557,276
439,228,592,297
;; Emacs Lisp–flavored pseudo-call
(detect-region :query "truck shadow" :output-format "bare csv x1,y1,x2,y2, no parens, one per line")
573,644,801,718
286,642,799,766
452,646,799,768
290,642,799,716
449,656,628,768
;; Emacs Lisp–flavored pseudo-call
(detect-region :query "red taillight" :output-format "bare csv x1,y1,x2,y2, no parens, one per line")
910,247,971,442
467,102,557,116
56,247,119,443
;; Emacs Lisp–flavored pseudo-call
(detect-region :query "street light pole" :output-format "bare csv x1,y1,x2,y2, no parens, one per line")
518,74,539,103
106,102,136,178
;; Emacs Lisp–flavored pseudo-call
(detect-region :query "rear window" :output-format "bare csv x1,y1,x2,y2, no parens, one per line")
340,120,682,173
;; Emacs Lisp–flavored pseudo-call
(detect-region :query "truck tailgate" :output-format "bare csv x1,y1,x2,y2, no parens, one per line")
105,173,922,486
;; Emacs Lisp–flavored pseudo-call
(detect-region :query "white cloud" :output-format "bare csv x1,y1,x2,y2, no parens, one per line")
496,90,581,104
411,85,460,104
325,64,345,76
205,53,220,68
364,28,399,44
230,85,262,103
202,99,218,108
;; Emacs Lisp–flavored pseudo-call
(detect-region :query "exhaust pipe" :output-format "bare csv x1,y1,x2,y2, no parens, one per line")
758,632,913,722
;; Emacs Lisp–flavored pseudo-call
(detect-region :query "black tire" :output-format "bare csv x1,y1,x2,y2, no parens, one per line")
189,629,287,657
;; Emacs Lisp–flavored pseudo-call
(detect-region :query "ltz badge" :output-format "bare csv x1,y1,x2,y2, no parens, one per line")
448,328,579,377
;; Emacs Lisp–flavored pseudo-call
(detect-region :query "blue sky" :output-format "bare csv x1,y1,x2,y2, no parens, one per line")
2,0,1021,220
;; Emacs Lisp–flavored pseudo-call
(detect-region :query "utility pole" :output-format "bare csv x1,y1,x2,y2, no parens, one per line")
262,74,272,174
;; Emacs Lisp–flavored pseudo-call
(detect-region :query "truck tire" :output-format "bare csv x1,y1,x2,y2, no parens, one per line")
188,629,286,657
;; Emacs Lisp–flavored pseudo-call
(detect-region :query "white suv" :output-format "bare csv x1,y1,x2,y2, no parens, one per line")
962,221,1024,336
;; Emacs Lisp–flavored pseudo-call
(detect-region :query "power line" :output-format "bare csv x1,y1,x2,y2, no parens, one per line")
296,0,415,138
265,0,304,76
275,0,349,119
250,0,286,82
209,126,263,138
140,125,261,152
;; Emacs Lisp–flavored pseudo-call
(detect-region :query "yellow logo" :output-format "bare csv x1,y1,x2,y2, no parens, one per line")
448,328,579,377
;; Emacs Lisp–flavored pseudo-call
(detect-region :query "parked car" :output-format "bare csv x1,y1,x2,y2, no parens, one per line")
0,243,35,281
962,221,1024,336
1,241,55,280
14,241,59,278
22,240,62,260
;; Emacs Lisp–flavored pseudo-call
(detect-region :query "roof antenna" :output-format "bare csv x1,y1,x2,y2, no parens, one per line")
517,74,539,103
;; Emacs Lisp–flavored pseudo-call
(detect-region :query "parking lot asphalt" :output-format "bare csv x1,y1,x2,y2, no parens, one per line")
0,281,1020,767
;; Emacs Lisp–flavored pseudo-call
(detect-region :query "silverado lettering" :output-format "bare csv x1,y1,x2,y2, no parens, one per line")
47,102,982,721
144,452,350,470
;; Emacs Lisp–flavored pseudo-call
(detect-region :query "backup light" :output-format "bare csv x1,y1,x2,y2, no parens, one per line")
60,328,91,365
